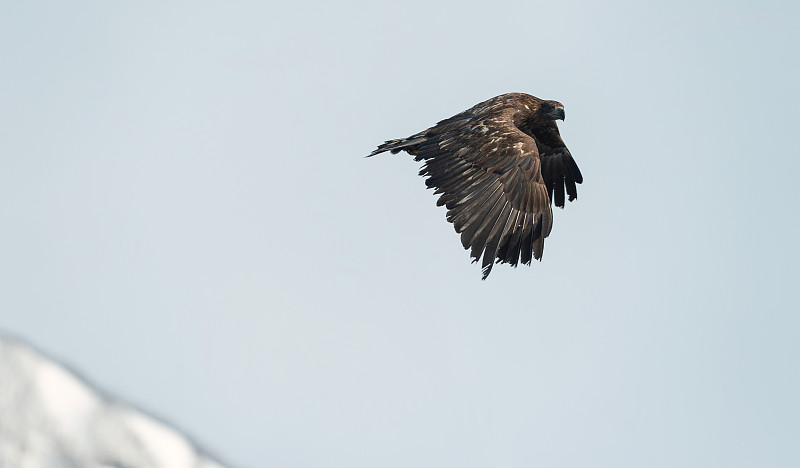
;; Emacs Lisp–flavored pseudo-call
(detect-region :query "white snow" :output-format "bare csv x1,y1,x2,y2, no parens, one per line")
0,336,231,468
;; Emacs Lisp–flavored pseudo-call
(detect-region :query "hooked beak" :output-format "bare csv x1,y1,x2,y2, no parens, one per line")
555,107,565,121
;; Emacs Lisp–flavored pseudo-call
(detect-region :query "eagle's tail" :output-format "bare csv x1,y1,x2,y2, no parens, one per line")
367,135,427,157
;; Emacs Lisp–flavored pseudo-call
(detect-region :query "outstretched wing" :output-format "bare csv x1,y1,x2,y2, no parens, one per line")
373,106,554,279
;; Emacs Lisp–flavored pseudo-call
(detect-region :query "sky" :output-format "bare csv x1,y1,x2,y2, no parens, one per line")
1,1,799,467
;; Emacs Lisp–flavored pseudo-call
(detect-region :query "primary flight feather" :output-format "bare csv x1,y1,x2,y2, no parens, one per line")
368,93,583,279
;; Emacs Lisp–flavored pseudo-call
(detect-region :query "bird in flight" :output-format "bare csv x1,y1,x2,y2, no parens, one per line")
368,93,583,279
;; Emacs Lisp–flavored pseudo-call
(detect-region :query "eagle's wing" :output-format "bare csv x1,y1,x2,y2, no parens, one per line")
373,108,554,279
535,121,584,208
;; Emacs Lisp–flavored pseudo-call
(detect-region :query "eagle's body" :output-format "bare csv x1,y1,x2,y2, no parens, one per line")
369,93,583,279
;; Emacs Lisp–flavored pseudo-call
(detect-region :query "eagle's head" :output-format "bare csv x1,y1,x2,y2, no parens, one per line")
541,100,565,121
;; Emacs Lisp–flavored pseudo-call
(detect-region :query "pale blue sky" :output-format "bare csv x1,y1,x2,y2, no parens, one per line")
2,1,799,467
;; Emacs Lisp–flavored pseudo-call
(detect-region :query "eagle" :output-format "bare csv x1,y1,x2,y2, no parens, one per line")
368,93,583,279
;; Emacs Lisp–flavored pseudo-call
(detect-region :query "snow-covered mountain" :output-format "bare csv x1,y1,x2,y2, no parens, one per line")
0,336,231,468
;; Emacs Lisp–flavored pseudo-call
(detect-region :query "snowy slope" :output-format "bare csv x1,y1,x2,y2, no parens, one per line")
0,336,230,468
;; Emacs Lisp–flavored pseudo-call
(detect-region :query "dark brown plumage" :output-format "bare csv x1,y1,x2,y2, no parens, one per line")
368,93,583,279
